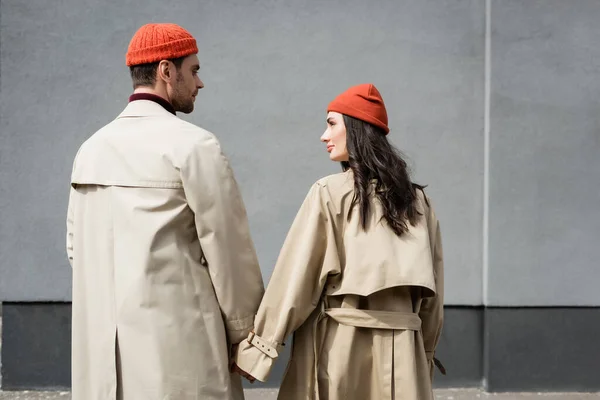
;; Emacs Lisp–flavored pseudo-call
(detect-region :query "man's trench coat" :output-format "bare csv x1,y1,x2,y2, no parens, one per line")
67,99,265,400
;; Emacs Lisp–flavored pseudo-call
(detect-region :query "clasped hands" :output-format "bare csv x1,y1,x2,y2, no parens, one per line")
229,344,256,383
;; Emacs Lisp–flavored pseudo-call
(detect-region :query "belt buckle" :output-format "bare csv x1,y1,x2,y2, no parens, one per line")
247,330,256,343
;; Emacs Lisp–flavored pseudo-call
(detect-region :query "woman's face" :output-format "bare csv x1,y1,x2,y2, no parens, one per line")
321,112,349,162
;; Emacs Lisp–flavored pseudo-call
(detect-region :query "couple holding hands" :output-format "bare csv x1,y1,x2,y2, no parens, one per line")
67,23,444,400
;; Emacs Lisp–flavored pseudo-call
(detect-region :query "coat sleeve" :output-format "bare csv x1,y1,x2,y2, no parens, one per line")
234,182,339,382
66,186,76,267
419,199,444,381
180,134,264,344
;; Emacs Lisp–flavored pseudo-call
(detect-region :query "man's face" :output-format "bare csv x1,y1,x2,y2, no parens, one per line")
170,54,203,114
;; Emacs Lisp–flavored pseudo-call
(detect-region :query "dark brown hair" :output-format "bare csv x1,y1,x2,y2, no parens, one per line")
129,56,185,89
341,115,426,236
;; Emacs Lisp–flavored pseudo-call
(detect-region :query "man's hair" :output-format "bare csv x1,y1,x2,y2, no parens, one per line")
129,56,186,89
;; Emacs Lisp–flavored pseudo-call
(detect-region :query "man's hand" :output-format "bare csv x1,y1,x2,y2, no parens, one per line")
230,362,256,384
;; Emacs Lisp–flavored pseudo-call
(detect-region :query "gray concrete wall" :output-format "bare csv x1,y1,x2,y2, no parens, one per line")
1,0,485,305
4,1,600,391
487,0,600,306
0,0,598,305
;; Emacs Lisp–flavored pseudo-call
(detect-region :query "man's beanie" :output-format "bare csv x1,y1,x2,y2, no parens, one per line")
327,84,390,134
126,23,198,67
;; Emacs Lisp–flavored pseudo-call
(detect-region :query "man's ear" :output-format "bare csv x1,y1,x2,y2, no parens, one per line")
157,60,173,83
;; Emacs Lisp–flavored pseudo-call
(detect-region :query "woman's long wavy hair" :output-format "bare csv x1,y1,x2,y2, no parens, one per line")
341,115,426,237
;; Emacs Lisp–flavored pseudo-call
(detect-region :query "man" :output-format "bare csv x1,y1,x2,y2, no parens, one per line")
66,23,264,400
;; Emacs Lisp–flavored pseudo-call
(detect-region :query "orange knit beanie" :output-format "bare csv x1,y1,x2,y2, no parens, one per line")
126,23,198,66
327,84,389,134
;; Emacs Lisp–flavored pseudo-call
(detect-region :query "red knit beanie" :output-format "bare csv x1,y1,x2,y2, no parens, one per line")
126,23,198,66
327,84,389,134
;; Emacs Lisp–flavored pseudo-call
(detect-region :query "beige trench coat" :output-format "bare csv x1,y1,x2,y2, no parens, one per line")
66,100,264,400
235,171,444,400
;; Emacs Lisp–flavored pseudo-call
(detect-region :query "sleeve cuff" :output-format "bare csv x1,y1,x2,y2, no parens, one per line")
234,332,282,382
425,350,434,361
425,351,446,376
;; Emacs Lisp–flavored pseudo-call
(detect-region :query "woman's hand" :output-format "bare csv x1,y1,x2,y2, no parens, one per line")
230,361,256,383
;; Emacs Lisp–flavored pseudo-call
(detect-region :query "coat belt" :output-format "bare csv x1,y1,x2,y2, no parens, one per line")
320,306,445,374
312,305,424,400
324,308,422,331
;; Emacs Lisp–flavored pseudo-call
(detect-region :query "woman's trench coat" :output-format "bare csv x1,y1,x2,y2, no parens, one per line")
66,100,264,400
235,171,444,400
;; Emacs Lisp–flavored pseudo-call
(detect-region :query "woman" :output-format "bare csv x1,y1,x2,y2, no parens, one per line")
234,84,444,400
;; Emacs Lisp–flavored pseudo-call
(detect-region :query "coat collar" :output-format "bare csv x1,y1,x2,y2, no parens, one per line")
117,99,178,119
129,93,176,115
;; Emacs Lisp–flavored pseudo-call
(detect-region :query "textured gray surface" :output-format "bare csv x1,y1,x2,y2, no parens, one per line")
487,0,600,306
1,304,70,390
0,0,485,305
435,308,483,388
484,308,600,392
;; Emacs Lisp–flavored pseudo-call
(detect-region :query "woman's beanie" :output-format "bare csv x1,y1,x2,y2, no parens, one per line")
327,84,390,134
126,23,198,67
